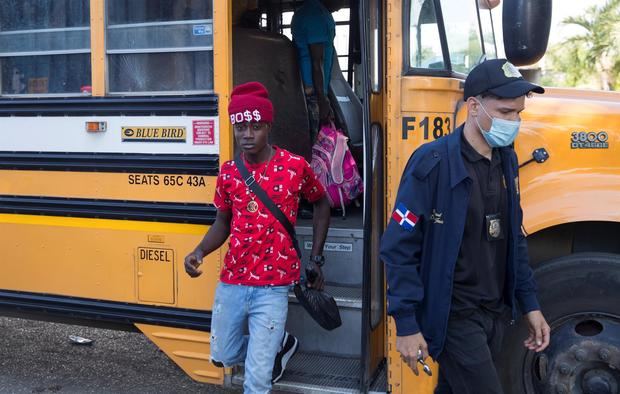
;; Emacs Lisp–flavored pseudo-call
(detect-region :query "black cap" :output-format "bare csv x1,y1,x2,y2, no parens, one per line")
464,59,544,100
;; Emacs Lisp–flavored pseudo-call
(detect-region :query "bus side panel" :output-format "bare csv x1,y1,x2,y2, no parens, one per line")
0,170,216,204
515,88,620,234
0,214,219,311
136,323,225,385
0,111,221,314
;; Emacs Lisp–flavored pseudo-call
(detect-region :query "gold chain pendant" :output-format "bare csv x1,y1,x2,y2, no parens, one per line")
247,200,259,213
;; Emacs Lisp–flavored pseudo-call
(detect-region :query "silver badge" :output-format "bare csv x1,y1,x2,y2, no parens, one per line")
430,209,444,224
489,218,501,239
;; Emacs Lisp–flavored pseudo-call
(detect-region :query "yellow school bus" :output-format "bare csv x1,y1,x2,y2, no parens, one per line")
1,1,618,393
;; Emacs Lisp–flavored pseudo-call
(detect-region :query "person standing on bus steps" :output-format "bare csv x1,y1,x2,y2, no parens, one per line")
184,81,331,394
291,0,344,144
380,59,551,394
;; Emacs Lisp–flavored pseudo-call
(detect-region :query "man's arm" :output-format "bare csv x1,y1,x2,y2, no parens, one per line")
184,209,232,277
307,196,331,290
512,153,541,313
514,227,540,312
516,211,550,352
309,43,332,124
380,151,435,373
380,153,432,335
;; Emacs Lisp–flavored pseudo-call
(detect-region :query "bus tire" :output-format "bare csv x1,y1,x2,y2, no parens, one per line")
498,253,620,394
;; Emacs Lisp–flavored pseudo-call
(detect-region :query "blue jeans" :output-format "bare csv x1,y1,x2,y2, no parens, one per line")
210,282,289,394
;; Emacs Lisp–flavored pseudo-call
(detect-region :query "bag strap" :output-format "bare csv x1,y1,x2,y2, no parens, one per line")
234,154,302,259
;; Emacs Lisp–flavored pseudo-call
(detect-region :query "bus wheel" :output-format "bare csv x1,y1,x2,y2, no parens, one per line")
499,253,620,394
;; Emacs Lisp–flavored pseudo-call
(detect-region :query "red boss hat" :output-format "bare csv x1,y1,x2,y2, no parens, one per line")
228,81,274,124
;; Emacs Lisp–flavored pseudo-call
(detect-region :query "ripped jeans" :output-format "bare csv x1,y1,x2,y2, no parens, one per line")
210,282,289,394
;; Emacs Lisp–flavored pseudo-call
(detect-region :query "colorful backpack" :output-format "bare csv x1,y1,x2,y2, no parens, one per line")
311,123,363,214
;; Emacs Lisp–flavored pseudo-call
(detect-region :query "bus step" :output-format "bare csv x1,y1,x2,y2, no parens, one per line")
287,285,362,309
232,352,370,393
286,286,362,356
369,361,388,394
295,226,364,287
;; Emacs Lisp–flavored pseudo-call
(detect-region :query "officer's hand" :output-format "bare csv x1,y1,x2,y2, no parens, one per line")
184,250,204,278
524,310,550,352
305,262,325,291
318,96,333,126
396,332,429,376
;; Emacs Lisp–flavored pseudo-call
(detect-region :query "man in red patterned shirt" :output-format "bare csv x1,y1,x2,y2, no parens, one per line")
184,81,330,393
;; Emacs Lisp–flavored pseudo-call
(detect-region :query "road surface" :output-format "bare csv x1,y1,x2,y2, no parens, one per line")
0,317,240,393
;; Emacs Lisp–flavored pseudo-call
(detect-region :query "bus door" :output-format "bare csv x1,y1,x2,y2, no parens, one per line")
360,0,389,390
0,0,231,385
227,1,389,392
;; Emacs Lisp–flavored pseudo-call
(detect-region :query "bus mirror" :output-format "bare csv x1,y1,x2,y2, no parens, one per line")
502,0,552,66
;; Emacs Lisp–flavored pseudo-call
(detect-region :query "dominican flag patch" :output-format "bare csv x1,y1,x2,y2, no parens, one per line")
392,203,419,232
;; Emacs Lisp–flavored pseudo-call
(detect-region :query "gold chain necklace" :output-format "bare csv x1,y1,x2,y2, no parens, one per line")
245,147,274,213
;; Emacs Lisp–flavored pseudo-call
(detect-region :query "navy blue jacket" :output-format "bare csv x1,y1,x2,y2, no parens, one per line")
380,125,540,359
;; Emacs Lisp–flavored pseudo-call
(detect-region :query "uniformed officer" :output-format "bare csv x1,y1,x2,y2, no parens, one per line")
380,59,551,393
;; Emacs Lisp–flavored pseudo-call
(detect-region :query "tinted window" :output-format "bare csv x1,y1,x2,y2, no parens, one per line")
0,0,91,95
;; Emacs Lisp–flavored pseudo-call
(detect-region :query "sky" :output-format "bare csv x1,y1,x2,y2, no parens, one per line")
549,0,602,44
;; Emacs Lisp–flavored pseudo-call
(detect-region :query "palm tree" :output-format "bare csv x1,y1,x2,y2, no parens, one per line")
560,0,620,90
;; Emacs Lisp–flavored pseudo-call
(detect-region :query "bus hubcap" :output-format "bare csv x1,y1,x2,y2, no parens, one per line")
527,315,620,393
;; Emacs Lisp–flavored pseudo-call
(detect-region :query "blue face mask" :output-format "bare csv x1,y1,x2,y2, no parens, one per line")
475,100,521,148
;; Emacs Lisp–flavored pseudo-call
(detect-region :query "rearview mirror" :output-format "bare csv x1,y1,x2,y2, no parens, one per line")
502,0,552,66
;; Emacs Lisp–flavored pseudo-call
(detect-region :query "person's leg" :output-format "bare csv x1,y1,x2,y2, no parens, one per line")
243,285,289,394
272,329,299,383
487,309,509,363
435,310,504,394
209,283,249,367
434,368,454,394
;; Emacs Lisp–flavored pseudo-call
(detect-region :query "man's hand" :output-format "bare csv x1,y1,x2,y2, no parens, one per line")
396,332,429,376
524,310,550,352
184,250,204,278
306,262,325,290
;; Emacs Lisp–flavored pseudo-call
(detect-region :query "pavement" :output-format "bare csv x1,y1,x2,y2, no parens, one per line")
0,317,241,394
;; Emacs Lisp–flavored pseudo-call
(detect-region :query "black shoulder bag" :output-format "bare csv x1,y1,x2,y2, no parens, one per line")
234,154,342,330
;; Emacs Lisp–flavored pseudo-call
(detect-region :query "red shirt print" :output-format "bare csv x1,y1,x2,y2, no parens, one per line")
213,146,325,286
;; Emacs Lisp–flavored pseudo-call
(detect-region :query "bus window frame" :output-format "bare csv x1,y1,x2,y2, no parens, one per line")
403,0,489,78
437,0,486,75
475,3,487,57
104,3,215,96
369,0,382,93
478,7,498,59
0,3,92,98
402,0,451,77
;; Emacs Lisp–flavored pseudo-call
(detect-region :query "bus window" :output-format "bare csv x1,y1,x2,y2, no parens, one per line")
479,9,497,59
439,0,484,73
281,11,294,39
409,0,444,70
106,0,214,94
0,0,91,96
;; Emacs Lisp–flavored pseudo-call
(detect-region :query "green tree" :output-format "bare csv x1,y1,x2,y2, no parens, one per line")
544,0,620,90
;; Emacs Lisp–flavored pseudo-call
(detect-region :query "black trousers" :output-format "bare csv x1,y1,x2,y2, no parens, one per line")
434,308,508,394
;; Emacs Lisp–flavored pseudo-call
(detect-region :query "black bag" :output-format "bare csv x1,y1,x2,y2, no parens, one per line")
293,282,342,330
234,154,342,331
